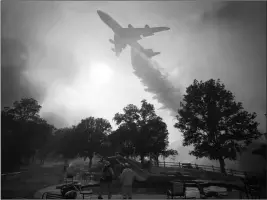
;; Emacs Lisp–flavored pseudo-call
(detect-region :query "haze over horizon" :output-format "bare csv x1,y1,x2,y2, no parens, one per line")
2,1,266,168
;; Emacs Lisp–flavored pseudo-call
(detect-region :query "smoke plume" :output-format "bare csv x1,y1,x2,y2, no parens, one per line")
130,48,182,115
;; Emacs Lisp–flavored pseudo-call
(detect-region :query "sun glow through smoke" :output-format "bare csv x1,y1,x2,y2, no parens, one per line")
89,63,114,86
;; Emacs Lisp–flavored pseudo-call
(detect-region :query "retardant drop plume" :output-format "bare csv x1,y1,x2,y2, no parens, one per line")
130,48,183,115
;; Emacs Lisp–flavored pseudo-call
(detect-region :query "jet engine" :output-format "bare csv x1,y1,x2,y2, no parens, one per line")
128,24,134,28
145,24,150,28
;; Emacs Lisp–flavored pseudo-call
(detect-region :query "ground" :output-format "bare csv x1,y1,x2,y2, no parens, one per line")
1,161,243,199
1,162,64,198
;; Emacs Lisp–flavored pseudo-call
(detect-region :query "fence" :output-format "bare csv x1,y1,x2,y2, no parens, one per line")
156,161,260,178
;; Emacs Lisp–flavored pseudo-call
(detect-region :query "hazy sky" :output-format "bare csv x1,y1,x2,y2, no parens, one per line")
2,1,266,148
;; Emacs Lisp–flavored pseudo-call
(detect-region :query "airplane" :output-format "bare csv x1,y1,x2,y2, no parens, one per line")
97,10,170,57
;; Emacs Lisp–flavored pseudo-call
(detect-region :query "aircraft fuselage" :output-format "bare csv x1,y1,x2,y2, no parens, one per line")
97,10,168,57
97,10,169,42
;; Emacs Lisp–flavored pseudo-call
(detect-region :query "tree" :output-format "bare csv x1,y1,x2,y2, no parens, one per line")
174,79,261,173
113,99,170,164
1,98,54,170
5,98,42,121
54,127,79,160
161,149,178,163
74,117,112,169
108,127,136,158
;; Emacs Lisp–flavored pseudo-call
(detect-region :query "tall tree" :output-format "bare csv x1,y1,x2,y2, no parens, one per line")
74,117,112,169
113,99,171,164
55,127,79,160
1,98,54,170
6,98,42,121
174,79,261,173
160,149,178,165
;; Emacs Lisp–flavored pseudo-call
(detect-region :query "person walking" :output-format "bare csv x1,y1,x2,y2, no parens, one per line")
98,161,114,199
120,163,136,199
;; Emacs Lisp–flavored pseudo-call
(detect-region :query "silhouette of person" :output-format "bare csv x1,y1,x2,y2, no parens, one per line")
98,161,114,199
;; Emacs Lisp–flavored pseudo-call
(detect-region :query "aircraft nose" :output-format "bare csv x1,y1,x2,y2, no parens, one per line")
97,10,106,19
97,10,102,16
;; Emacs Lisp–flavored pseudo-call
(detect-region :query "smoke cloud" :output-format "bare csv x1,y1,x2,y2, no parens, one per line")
1,1,81,126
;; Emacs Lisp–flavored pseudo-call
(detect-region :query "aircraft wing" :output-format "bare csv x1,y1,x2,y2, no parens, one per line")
109,36,127,57
120,24,170,39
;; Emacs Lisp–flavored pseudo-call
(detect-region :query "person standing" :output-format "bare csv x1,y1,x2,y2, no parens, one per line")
63,159,68,173
120,163,136,199
98,161,114,199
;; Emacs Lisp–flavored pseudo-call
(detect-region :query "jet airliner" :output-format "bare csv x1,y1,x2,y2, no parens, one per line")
97,10,169,57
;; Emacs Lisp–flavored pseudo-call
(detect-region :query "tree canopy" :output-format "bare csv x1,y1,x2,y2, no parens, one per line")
2,98,54,172
174,79,261,173
113,99,175,164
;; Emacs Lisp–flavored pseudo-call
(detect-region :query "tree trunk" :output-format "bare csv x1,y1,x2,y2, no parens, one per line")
88,155,93,170
156,156,159,167
219,157,226,174
140,155,145,165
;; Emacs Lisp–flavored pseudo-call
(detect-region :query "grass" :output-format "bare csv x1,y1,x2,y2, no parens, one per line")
1,162,65,199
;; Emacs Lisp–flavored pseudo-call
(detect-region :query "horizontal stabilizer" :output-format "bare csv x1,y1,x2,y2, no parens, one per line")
142,48,160,58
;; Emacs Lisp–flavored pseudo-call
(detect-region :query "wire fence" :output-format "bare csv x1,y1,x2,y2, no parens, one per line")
156,161,260,178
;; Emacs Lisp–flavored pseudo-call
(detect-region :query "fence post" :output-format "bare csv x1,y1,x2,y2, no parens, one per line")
195,163,198,169
212,165,214,171
231,169,234,176
164,160,165,168
178,162,181,168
